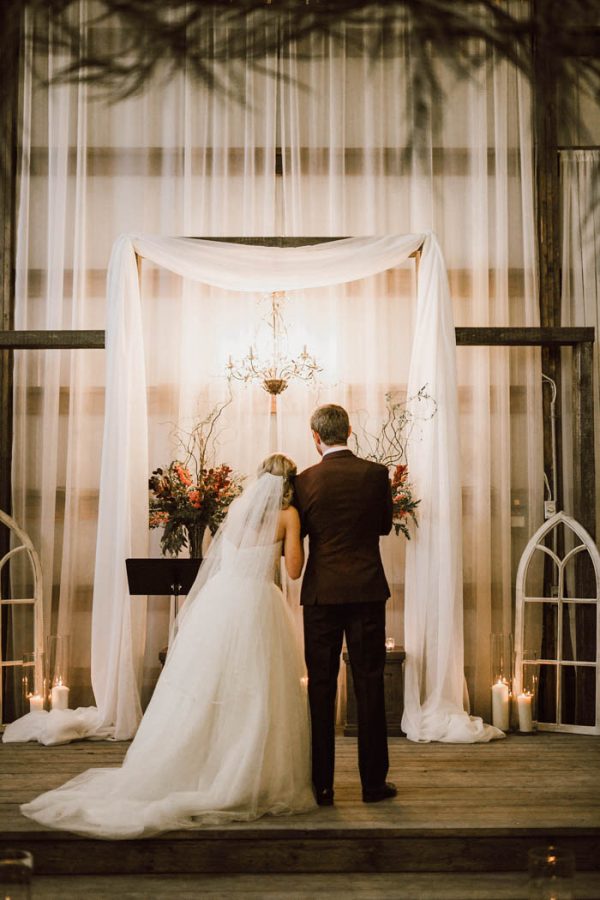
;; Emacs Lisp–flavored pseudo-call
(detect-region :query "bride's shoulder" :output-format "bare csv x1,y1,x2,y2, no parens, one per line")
276,505,300,540
279,505,300,525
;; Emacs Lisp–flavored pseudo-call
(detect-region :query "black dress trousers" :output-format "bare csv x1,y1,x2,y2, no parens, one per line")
303,600,389,793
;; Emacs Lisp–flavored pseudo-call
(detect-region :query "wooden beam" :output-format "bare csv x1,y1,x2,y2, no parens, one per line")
190,236,350,246
0,330,106,349
28,146,525,180
455,327,594,347
572,341,596,542
533,0,566,530
0,1,20,555
572,340,596,725
0,327,594,351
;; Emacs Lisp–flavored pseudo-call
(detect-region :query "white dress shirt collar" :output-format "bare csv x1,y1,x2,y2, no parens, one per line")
321,444,350,457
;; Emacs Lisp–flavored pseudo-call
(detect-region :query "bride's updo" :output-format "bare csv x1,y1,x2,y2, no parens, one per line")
257,453,297,509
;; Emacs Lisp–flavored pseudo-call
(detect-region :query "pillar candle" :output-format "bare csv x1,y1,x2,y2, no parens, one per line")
29,694,44,712
491,680,510,730
51,682,69,710
517,692,534,732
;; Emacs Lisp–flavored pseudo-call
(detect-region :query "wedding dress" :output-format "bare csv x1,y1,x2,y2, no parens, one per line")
21,473,315,838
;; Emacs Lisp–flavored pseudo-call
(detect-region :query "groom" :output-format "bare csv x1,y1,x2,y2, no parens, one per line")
294,404,396,806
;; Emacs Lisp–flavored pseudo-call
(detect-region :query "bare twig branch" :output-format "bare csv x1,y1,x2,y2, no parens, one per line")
350,386,438,468
3,0,598,120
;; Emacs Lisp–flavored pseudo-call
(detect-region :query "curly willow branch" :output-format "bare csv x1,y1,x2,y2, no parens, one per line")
350,386,437,469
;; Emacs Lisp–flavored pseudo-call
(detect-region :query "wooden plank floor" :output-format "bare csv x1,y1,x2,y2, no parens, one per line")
28,871,600,899
1,733,600,877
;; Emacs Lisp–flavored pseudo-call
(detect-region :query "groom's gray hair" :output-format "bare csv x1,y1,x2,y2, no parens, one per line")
310,404,350,446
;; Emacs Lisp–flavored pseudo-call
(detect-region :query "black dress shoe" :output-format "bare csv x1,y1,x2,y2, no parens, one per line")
315,787,334,806
362,782,397,803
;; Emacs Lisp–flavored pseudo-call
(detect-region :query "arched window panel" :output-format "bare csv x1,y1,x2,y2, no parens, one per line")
561,666,597,728
0,511,44,725
562,603,597,663
532,664,557,724
563,548,597,601
524,547,557,600
522,601,558,660
515,511,600,735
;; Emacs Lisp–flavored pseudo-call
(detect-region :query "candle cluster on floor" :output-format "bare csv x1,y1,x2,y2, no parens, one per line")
491,681,535,733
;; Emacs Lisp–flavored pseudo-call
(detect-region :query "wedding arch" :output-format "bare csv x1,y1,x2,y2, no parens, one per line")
95,233,499,743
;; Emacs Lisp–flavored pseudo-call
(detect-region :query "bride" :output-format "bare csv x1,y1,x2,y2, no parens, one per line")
21,453,316,838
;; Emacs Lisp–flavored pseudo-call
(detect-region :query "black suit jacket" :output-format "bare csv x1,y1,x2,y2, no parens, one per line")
294,449,393,605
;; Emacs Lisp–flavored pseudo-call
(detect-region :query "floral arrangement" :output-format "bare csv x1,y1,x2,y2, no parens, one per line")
390,463,420,539
149,402,244,557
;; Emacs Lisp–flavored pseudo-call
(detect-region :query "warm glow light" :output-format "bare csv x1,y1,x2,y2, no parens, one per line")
227,291,321,397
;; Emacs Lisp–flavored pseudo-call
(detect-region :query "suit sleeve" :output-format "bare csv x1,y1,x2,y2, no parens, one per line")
380,466,394,535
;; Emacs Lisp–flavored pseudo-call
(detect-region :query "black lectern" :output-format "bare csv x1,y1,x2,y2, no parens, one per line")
125,558,202,599
126,559,203,665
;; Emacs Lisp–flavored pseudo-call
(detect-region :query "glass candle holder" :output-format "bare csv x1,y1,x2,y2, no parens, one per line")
517,666,538,733
22,651,45,713
0,848,33,900
385,636,396,651
490,633,514,731
528,845,575,899
45,635,70,710
8,662,27,721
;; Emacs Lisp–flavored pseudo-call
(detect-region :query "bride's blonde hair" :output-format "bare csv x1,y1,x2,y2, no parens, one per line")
257,453,297,509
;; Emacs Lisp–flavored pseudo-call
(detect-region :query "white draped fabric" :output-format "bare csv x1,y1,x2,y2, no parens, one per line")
10,4,541,738
403,239,500,742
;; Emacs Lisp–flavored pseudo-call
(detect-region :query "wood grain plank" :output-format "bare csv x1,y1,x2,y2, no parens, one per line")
26,871,600,900
0,327,595,351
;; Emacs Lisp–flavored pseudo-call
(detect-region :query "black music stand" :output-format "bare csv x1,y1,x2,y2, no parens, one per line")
125,558,202,616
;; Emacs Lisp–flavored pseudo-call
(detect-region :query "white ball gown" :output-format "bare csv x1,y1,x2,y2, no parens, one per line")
20,474,316,838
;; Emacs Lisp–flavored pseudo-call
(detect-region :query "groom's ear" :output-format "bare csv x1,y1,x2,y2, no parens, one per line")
347,425,352,439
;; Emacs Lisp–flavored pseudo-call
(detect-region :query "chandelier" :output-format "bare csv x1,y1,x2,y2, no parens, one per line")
226,291,321,410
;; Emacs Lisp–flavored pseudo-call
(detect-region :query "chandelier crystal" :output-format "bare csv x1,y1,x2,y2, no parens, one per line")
226,291,321,405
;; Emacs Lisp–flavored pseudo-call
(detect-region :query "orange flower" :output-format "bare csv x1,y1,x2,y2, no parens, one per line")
174,464,192,486
188,490,202,509
392,464,408,487
149,511,170,527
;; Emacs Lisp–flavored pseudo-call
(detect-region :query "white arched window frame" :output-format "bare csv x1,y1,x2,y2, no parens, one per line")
0,510,44,725
515,511,600,735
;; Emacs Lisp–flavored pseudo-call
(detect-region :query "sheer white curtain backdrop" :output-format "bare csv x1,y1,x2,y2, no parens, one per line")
10,4,541,735
560,150,600,535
